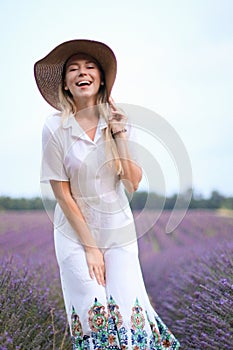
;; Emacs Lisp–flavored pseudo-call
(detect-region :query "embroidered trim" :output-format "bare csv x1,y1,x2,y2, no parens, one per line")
71,306,90,349
108,295,123,329
71,297,180,350
71,306,83,337
88,297,108,332
108,296,128,349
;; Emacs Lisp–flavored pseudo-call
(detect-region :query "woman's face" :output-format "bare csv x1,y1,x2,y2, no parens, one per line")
64,54,102,105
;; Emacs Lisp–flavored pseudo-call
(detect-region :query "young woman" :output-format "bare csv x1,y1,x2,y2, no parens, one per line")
35,39,180,349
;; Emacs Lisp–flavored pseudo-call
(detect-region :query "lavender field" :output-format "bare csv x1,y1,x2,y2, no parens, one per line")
0,209,233,349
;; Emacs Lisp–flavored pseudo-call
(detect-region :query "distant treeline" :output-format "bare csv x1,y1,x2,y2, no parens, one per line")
0,189,233,211
129,189,233,210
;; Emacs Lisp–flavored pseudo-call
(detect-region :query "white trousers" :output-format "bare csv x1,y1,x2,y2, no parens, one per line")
54,229,180,350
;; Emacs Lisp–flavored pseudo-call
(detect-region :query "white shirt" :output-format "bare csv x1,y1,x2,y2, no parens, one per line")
41,112,139,248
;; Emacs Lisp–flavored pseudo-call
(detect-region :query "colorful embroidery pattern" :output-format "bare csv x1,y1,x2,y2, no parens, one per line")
71,306,83,338
108,296,128,349
71,307,90,350
88,297,111,349
71,297,180,350
131,298,148,349
147,313,180,350
88,298,108,332
108,296,123,329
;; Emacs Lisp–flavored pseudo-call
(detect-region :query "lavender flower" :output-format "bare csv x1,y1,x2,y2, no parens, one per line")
0,209,233,349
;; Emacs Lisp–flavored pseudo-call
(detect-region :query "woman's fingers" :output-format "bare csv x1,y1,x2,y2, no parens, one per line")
111,110,127,120
89,267,95,280
93,265,105,286
108,96,128,134
109,97,126,117
108,96,117,111
85,248,105,286
88,263,105,286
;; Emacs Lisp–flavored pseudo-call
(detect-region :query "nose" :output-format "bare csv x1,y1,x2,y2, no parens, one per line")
78,65,87,76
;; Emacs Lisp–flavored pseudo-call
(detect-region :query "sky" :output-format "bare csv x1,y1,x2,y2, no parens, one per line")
0,0,232,198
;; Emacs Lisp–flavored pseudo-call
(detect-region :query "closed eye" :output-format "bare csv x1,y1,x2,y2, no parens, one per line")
67,66,79,72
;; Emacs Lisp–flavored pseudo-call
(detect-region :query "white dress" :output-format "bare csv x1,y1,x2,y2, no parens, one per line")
41,113,180,350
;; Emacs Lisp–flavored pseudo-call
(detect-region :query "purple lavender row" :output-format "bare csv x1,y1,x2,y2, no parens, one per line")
0,258,70,349
142,239,233,349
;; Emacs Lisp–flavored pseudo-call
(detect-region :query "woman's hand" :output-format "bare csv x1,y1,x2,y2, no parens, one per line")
108,96,127,134
85,247,106,286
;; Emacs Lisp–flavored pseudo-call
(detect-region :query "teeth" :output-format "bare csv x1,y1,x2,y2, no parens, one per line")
77,81,91,86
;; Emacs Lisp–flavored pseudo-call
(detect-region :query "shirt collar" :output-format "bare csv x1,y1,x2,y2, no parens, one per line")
62,114,108,139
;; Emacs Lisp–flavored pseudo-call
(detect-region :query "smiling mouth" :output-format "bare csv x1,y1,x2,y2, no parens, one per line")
76,80,91,87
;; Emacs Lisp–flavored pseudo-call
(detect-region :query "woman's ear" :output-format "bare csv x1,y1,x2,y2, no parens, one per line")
63,78,69,90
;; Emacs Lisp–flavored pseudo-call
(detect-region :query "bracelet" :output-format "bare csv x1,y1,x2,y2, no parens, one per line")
112,128,127,138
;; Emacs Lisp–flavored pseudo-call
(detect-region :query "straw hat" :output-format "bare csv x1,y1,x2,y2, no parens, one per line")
34,39,117,110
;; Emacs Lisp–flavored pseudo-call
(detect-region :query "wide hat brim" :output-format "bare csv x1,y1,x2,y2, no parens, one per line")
34,39,117,111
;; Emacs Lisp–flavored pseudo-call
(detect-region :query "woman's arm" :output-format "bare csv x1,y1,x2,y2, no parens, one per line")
50,180,105,286
114,133,142,192
109,98,142,193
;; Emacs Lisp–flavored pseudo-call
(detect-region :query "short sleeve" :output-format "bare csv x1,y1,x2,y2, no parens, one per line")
40,120,69,183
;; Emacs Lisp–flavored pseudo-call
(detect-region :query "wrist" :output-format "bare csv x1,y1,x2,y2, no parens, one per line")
84,245,99,253
111,128,127,138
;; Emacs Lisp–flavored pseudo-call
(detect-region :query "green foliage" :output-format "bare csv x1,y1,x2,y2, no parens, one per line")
129,189,233,211
0,189,233,211
0,196,44,211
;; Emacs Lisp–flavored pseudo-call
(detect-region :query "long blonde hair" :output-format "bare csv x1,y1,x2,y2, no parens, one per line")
58,70,123,175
